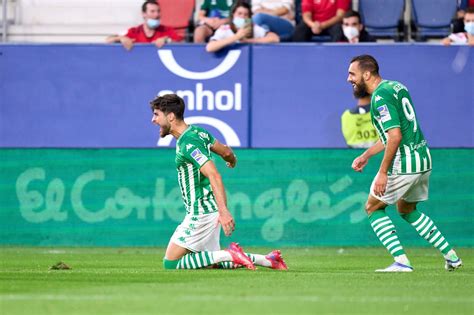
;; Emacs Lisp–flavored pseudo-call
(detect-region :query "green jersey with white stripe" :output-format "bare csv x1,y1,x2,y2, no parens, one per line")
175,125,218,215
371,80,432,175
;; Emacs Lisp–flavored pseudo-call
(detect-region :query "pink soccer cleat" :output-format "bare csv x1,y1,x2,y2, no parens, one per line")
226,242,256,270
266,250,288,270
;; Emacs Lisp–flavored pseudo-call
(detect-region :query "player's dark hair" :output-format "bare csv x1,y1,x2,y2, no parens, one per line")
142,0,158,13
465,7,474,15
343,10,361,22
351,55,379,76
150,94,185,120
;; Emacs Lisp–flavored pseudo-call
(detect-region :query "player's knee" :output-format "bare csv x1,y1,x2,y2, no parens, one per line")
163,258,179,270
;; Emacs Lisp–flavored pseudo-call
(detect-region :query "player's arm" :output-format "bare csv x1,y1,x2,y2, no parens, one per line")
352,140,384,172
210,139,237,168
372,128,402,196
200,161,235,236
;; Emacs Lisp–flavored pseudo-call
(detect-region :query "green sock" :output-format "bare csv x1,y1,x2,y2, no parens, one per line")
164,252,217,270
401,209,452,255
369,210,406,258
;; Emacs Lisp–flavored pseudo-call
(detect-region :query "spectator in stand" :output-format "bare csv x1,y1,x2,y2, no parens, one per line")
453,0,474,33
206,2,279,53
194,0,235,43
341,10,375,43
106,1,183,50
442,6,474,46
251,0,295,42
293,0,350,42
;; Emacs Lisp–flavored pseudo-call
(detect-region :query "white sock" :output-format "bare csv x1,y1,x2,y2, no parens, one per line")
211,250,232,263
444,249,458,260
394,254,411,266
248,253,272,267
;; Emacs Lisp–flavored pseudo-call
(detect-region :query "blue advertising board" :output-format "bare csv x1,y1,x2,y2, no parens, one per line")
0,44,472,148
0,44,250,147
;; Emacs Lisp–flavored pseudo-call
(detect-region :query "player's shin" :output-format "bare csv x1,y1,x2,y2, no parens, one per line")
400,209,455,257
163,251,231,270
369,210,411,266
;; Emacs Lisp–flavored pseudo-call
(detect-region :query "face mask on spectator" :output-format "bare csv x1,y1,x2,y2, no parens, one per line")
233,17,246,29
147,18,160,29
343,26,360,40
465,22,474,35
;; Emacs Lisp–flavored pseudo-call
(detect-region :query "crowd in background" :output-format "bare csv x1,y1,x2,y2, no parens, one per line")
107,0,474,51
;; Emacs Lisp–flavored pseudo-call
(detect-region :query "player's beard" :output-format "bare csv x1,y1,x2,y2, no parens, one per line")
159,123,171,138
353,79,370,98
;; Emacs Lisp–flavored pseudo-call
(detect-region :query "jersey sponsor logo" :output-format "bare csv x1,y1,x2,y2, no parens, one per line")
375,95,383,102
186,144,194,151
157,49,241,80
191,148,208,166
377,105,392,123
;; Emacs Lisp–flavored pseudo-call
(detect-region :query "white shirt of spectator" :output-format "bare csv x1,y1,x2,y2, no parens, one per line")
252,0,295,24
448,32,469,44
210,24,268,41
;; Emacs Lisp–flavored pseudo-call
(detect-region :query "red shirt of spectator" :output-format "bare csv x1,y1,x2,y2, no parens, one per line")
125,24,183,43
302,0,351,23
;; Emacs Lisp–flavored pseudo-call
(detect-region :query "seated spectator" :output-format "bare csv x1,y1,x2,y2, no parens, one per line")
442,6,474,46
206,2,279,53
293,0,350,42
341,10,375,43
106,0,183,50
453,0,474,33
251,0,295,42
341,93,378,149
194,0,234,43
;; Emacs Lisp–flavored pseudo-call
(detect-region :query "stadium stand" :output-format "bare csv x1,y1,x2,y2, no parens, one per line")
411,0,458,40
358,0,405,41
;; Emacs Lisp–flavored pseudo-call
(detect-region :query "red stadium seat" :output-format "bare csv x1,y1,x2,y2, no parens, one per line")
159,0,195,41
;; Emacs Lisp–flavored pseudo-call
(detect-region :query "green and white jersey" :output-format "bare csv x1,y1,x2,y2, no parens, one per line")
175,125,219,215
371,80,432,175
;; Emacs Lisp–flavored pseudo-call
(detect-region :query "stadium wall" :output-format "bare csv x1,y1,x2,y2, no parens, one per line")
1,149,473,247
0,44,473,148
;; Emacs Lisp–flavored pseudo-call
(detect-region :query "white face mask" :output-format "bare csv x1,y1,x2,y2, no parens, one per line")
343,26,360,41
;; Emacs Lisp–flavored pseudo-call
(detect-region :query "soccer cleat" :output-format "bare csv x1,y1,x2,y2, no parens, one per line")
226,242,255,270
266,250,288,270
445,257,463,271
375,262,413,273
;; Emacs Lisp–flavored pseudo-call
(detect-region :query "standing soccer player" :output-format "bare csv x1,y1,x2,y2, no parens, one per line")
151,94,287,270
347,55,463,272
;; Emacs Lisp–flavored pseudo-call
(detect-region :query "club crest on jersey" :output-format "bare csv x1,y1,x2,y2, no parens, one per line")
191,148,208,165
198,132,210,140
377,105,391,123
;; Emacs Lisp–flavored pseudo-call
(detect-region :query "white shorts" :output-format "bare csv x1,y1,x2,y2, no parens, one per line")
370,171,431,205
170,212,221,252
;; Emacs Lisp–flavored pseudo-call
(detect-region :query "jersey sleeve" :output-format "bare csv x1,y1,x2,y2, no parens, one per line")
373,90,401,131
181,131,215,169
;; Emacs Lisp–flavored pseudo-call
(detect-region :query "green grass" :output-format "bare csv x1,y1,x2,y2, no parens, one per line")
1,247,473,315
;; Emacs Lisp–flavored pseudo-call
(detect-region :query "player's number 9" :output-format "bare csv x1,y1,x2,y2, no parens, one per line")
402,97,417,133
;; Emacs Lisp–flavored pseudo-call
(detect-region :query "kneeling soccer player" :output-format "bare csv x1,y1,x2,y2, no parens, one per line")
150,93,287,270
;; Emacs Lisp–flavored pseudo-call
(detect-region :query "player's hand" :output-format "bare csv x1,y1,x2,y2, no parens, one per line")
226,154,237,168
120,37,135,51
218,208,235,236
352,155,368,172
373,172,388,197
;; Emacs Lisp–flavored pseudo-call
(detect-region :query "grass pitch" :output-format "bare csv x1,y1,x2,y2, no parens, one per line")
1,247,473,315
